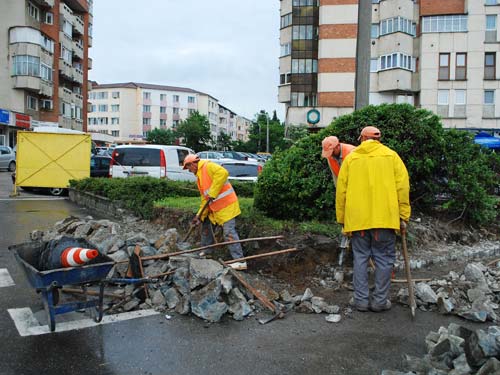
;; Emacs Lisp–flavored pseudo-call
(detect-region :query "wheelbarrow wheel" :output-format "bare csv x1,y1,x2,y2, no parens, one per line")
42,288,59,332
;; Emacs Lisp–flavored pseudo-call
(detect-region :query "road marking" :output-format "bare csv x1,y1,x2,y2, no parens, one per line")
0,197,66,201
0,269,15,287
8,307,160,336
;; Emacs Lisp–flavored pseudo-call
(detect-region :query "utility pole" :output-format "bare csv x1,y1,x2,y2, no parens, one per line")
266,113,270,154
354,0,371,110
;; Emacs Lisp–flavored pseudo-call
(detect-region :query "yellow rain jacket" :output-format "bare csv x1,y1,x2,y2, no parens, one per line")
335,140,410,232
195,160,241,226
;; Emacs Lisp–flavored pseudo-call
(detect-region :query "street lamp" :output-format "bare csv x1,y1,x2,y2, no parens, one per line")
260,110,269,153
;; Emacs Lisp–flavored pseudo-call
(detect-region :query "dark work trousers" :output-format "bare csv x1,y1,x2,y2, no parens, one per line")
200,218,243,260
351,229,396,308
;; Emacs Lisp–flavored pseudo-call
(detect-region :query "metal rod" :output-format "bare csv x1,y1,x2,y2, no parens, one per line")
224,248,298,264
62,288,123,298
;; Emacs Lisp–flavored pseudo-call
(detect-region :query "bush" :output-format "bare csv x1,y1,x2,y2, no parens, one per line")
70,177,255,219
255,104,499,225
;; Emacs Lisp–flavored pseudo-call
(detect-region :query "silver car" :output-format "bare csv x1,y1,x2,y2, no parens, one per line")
0,146,16,171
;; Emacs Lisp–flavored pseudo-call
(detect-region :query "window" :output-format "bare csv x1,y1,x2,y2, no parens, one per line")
143,105,151,112
281,13,292,29
292,25,316,40
378,52,414,71
422,15,468,33
90,105,96,112
98,104,108,112
160,106,166,113
40,64,52,81
456,53,467,80
188,96,195,103
486,15,497,30
455,90,466,105
112,91,120,99
439,53,450,80
143,118,151,125
172,120,179,127
111,117,119,125
486,0,499,4
160,94,167,101
27,96,37,110
173,95,179,102
111,130,119,137
28,2,39,21
291,92,317,107
60,45,72,63
45,12,53,25
12,55,40,77
371,24,379,38
111,104,119,112
40,99,53,110
188,109,195,115
438,90,449,105
484,90,495,104
280,42,291,56
62,20,72,38
485,52,496,79
370,59,378,72
173,108,180,114
291,59,318,73
292,0,318,6
41,36,54,53
61,102,72,118
160,119,167,126
143,92,151,100
96,92,108,100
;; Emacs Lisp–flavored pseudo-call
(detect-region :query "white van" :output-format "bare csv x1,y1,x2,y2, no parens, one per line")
109,145,196,181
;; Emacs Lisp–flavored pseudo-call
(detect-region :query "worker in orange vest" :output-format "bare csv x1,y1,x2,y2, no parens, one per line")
321,136,356,186
183,154,247,270
321,136,356,269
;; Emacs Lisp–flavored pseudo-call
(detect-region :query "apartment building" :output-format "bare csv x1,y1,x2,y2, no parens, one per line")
0,0,92,147
87,82,251,143
279,0,500,134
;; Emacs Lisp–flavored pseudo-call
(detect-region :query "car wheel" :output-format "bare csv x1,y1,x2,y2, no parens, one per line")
8,161,16,172
20,187,34,192
49,188,66,196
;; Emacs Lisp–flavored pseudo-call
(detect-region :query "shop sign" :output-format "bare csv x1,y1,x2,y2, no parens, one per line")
0,109,9,125
15,113,31,129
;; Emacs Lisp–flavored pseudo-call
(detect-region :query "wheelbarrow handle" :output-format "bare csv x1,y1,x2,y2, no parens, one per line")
105,277,159,284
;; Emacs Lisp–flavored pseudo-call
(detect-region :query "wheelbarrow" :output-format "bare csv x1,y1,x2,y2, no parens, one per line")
9,241,150,332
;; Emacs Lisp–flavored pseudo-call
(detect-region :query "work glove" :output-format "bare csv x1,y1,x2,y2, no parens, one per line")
191,216,201,226
400,219,407,234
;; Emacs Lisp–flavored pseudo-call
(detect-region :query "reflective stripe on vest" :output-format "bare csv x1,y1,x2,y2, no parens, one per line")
198,162,238,211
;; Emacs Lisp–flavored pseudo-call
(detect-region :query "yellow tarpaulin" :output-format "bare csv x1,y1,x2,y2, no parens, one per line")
16,132,91,188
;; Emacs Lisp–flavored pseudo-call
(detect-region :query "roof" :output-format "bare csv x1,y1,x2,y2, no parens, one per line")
91,82,210,96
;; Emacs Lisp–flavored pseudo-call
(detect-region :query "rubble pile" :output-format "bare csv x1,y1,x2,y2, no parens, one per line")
35,216,341,323
397,263,500,323
381,323,500,375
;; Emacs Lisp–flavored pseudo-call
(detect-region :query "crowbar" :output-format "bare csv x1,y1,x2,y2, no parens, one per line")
182,199,211,242
401,230,416,319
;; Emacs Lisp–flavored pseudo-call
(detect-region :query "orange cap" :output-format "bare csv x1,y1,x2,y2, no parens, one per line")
359,126,381,140
183,154,200,169
321,136,339,158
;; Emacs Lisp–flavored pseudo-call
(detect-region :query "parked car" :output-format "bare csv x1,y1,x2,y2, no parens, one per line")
11,172,67,196
0,146,16,172
196,151,233,164
220,151,252,161
110,145,196,181
219,160,262,182
91,155,111,177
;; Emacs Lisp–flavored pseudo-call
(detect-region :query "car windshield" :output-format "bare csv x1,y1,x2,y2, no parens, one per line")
114,148,160,167
221,163,258,177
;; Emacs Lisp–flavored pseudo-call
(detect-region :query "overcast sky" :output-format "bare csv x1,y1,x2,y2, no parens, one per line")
89,1,283,121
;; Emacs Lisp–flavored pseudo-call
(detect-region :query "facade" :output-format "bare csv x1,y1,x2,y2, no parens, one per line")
279,0,500,133
87,82,251,144
0,0,92,147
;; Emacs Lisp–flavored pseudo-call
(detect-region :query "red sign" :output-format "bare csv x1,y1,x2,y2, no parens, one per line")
15,113,31,129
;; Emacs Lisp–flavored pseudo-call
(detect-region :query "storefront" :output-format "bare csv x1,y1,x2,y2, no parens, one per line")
0,109,31,148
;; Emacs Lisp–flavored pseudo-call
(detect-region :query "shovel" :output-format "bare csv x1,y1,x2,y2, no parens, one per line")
401,230,416,319
182,200,211,243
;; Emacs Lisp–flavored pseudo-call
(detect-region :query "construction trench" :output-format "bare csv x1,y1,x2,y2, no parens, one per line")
18,210,500,373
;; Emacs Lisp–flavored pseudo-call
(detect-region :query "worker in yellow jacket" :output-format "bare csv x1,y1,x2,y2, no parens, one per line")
336,126,410,312
183,154,246,270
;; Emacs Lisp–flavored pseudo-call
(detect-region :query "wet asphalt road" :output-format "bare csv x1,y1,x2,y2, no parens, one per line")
0,171,491,375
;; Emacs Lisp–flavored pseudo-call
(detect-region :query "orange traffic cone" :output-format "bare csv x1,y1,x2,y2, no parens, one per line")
61,247,99,267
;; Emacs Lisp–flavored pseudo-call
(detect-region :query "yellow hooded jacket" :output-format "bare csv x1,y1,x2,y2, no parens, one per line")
195,160,241,226
335,140,411,232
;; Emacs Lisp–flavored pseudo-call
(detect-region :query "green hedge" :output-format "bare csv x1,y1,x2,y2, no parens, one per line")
69,177,256,219
254,104,499,225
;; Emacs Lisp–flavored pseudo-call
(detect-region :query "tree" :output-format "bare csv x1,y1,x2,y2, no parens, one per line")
146,128,177,145
245,111,286,153
175,111,213,151
215,131,232,151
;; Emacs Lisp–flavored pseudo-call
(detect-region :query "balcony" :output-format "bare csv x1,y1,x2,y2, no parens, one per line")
377,69,414,92
88,57,92,70
32,0,55,8
72,93,83,108
73,15,84,36
88,34,92,48
59,86,73,103
59,59,73,79
12,76,53,97
72,40,84,59
60,3,75,25
72,67,83,84
160,113,168,120
278,84,291,103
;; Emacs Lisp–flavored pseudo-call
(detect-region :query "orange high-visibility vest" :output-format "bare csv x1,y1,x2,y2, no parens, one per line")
326,143,356,177
197,162,238,212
